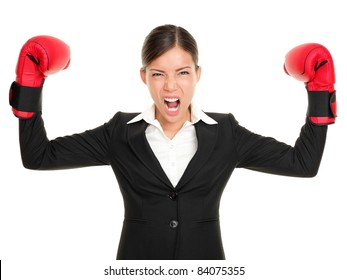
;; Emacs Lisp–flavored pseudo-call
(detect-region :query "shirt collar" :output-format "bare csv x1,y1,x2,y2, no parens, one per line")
127,102,217,125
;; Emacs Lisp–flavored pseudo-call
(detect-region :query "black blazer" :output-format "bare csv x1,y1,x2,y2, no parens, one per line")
19,112,327,259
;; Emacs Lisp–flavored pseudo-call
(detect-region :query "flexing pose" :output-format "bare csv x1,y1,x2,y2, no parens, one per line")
9,25,336,259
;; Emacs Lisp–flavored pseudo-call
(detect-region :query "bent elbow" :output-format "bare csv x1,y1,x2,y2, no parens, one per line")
301,165,320,178
21,156,42,170
22,161,41,170
304,171,318,178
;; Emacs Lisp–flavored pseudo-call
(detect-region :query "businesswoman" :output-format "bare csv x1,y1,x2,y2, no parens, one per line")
9,24,336,259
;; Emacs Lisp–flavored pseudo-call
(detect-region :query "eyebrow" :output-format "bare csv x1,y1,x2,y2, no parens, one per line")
149,66,192,73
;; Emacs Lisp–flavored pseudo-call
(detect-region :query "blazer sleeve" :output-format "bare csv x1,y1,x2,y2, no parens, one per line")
18,113,115,170
232,115,328,177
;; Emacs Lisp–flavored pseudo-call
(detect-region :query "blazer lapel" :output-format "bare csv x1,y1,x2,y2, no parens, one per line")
176,121,218,191
127,120,173,189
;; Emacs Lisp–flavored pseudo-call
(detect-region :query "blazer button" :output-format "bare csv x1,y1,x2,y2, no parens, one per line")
168,191,178,200
169,220,179,229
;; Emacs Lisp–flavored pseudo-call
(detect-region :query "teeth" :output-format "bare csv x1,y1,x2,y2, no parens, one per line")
167,106,179,112
164,98,179,102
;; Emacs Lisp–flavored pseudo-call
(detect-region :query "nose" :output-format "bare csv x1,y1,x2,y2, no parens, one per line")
164,76,177,91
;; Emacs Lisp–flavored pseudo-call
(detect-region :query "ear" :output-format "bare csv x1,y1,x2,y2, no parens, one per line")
196,66,201,82
140,68,147,84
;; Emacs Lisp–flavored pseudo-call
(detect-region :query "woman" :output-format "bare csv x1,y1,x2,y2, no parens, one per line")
9,24,336,259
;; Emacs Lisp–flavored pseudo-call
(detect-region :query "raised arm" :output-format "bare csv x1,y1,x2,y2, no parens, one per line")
10,36,110,170
236,43,336,177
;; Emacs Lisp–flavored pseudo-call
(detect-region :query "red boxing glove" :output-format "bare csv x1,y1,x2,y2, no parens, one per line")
284,43,336,125
9,35,70,119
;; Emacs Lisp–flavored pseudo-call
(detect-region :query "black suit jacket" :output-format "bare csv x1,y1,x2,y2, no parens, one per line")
19,112,327,259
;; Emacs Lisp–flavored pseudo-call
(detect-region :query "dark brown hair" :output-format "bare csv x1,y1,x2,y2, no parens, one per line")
141,24,199,70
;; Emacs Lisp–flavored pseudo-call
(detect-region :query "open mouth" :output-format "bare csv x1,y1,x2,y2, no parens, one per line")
164,97,180,112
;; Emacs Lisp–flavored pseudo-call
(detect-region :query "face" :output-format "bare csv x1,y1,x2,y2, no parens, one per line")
140,46,201,128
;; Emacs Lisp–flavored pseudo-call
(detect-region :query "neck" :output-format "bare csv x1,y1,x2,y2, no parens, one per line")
156,108,191,140
161,122,186,139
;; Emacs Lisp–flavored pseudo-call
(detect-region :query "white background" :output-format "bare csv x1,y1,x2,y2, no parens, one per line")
0,0,346,279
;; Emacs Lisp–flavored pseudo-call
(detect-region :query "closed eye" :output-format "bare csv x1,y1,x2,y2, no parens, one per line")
178,71,189,76
152,72,164,77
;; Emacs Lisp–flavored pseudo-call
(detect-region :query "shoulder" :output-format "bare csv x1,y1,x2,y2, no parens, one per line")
205,112,239,126
109,111,141,124
102,112,141,134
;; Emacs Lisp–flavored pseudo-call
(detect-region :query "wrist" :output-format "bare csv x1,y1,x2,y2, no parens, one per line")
307,88,336,125
9,81,44,118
